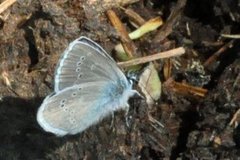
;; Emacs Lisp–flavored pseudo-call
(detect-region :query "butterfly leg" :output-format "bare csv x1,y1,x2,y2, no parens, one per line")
148,113,165,130
133,90,144,99
124,103,131,127
110,112,115,128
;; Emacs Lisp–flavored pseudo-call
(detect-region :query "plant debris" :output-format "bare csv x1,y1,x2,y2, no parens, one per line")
138,62,161,106
0,0,240,159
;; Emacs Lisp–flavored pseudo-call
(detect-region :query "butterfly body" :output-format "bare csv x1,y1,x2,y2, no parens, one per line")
37,37,137,136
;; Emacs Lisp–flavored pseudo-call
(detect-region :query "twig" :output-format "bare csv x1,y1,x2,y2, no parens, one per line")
202,41,224,47
203,40,234,67
117,47,185,67
221,34,240,39
128,17,163,40
164,78,208,97
1,70,11,87
153,0,187,43
120,7,146,26
107,9,137,58
115,17,163,58
163,59,172,80
229,108,240,128
172,81,208,97
0,0,16,14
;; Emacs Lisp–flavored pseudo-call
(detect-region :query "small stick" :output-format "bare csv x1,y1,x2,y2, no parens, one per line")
128,17,163,40
120,7,146,26
164,78,208,97
0,0,16,14
1,70,11,87
221,34,240,39
117,47,185,67
229,108,240,128
202,41,224,47
163,59,172,80
203,40,234,67
115,17,163,58
107,9,137,58
153,0,187,43
172,81,208,97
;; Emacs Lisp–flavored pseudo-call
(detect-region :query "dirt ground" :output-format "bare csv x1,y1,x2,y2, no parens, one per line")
0,0,240,159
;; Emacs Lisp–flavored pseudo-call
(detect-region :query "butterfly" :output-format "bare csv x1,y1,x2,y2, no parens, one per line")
37,36,139,136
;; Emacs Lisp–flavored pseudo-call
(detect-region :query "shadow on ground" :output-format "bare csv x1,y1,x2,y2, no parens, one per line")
0,96,67,159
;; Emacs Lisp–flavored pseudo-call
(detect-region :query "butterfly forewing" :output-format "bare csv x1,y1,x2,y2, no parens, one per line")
54,37,124,92
78,37,115,61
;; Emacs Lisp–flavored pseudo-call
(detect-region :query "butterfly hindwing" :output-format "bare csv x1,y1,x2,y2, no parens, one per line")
37,81,119,136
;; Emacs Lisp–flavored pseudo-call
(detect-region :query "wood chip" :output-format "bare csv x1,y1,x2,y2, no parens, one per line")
107,9,137,58
0,0,16,14
117,47,185,67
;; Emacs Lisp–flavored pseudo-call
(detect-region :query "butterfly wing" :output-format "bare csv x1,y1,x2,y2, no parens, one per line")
37,82,119,136
54,36,126,92
38,36,136,136
78,36,115,61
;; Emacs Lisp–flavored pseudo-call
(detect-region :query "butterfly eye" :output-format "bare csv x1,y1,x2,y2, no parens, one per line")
76,67,81,72
80,56,85,61
60,99,66,104
78,73,83,79
77,61,82,66
72,92,77,97
64,107,68,112
69,118,76,124
61,99,67,103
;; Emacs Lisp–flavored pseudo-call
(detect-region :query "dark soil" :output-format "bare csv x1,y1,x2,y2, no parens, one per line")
0,0,239,159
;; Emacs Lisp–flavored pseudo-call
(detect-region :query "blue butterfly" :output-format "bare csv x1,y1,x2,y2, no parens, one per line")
37,37,139,136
